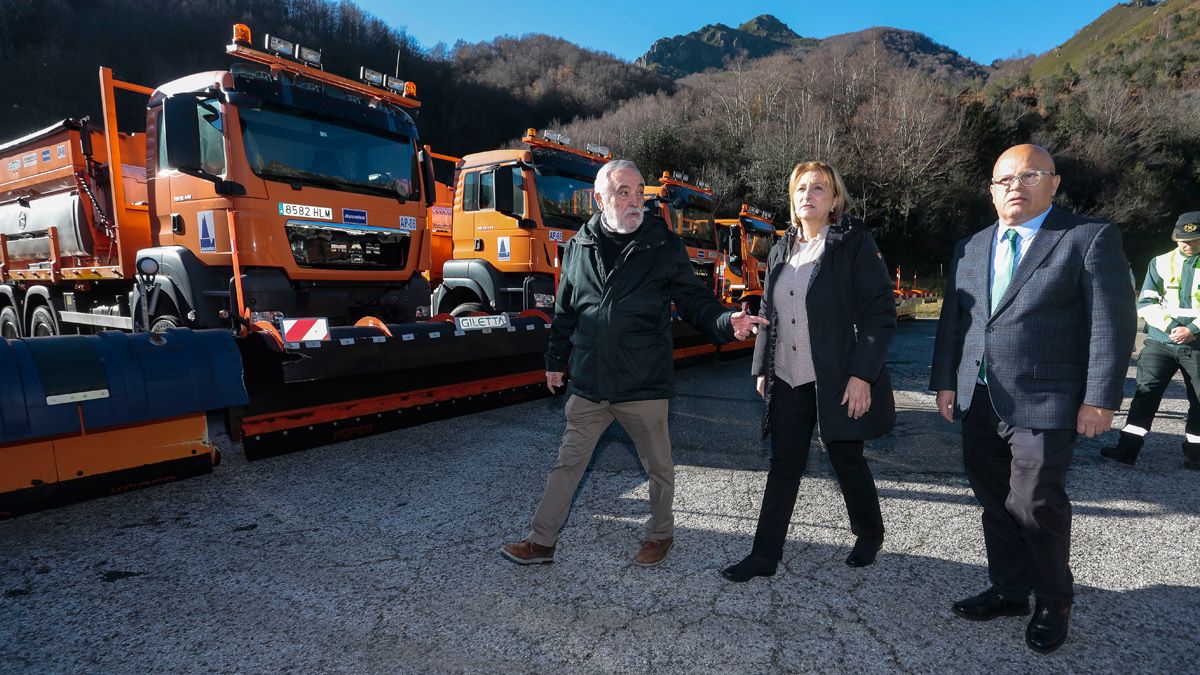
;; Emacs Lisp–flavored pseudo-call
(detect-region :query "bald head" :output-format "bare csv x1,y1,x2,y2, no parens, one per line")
994,144,1056,175
990,144,1060,226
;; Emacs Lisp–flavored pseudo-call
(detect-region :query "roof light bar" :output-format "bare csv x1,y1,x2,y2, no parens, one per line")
264,34,295,57
384,75,410,95
746,205,774,221
543,130,570,145
585,143,611,157
360,67,385,86
296,45,322,67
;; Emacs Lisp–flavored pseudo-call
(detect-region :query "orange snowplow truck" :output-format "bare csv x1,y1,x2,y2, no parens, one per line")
715,204,776,315
0,24,436,337
644,171,721,296
432,129,609,316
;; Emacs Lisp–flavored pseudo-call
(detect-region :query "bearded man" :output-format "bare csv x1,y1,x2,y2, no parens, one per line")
502,160,766,567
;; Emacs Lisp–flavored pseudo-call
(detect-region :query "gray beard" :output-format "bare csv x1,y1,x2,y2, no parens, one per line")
601,209,641,235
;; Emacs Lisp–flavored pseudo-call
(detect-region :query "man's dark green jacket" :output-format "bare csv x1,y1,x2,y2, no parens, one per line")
545,213,735,402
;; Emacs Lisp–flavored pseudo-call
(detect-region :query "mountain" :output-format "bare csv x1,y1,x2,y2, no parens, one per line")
821,27,988,81
638,15,985,82
1030,0,1200,82
636,14,817,78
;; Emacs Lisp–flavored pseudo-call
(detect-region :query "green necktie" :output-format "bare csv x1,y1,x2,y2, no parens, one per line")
991,228,1019,313
981,228,1019,382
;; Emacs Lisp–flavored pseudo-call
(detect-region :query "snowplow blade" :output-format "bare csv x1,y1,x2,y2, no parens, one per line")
0,329,247,518
231,314,557,458
232,314,733,458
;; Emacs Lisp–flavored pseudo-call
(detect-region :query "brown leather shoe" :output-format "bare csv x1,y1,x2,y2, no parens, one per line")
500,539,555,565
633,538,674,567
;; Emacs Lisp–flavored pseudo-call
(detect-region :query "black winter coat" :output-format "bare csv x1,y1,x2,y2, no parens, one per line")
546,213,735,402
751,216,896,441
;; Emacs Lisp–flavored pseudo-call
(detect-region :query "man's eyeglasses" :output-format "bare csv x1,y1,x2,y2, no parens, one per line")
989,170,1055,189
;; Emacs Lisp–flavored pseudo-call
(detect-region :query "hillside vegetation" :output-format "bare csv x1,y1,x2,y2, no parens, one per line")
563,10,1200,272
1032,0,1200,82
0,0,670,156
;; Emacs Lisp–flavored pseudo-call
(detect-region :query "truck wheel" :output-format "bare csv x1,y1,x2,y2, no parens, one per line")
450,302,485,317
0,306,18,339
29,305,58,337
150,315,180,333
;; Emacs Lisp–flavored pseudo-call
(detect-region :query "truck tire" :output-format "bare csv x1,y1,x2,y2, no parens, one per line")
149,314,180,333
0,306,19,338
29,305,58,337
450,302,485,317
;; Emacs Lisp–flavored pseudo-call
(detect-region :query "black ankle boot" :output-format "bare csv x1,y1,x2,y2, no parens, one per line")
1183,441,1200,471
1101,431,1143,465
845,536,884,567
720,554,777,582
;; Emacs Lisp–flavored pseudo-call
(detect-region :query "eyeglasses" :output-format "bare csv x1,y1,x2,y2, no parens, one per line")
989,170,1055,189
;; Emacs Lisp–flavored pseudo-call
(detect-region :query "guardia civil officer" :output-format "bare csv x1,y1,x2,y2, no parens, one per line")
1103,211,1200,470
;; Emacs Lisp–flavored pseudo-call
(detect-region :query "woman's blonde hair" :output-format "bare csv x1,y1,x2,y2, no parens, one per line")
787,161,851,227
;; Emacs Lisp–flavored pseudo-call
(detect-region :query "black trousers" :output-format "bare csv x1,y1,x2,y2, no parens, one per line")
963,384,1076,602
751,380,884,562
1127,339,1200,435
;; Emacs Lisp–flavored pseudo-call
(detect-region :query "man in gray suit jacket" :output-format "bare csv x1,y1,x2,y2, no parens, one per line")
930,144,1136,654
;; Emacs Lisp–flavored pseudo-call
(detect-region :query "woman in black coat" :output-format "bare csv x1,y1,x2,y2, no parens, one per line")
721,160,897,582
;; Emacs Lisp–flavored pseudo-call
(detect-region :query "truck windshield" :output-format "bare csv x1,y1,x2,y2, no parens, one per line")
671,205,717,251
744,220,775,260
536,174,596,230
238,103,419,201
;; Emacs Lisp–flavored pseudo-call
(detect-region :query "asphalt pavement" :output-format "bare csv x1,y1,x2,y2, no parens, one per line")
1,319,1197,674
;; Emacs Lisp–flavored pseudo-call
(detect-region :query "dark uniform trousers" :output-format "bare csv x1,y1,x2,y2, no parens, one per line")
751,380,884,561
964,384,1075,602
1127,339,1200,435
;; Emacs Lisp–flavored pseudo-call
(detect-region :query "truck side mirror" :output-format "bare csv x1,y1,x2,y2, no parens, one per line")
493,165,516,217
163,96,204,177
420,147,436,208
163,96,245,196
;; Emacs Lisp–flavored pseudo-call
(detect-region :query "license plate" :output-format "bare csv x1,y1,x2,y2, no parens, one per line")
278,202,333,219
455,314,510,331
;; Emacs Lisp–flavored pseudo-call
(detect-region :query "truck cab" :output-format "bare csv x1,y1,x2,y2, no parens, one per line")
145,28,436,330
644,171,720,297
715,204,775,315
0,24,437,336
432,129,608,316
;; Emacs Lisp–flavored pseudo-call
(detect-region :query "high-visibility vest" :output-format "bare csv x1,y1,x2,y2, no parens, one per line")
1138,249,1200,340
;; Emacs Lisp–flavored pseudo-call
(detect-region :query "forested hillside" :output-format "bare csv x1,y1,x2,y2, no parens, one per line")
0,0,670,156
563,2,1200,272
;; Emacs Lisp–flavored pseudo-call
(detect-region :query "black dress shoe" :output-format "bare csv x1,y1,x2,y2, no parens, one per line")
1100,446,1137,465
1101,431,1142,465
720,554,777,582
952,587,1031,621
1026,601,1071,654
1183,442,1200,471
845,536,883,567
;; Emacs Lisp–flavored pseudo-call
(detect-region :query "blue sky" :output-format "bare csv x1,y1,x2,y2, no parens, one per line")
356,0,1117,65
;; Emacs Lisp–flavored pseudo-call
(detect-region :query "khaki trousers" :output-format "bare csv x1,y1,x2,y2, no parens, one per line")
529,395,674,546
